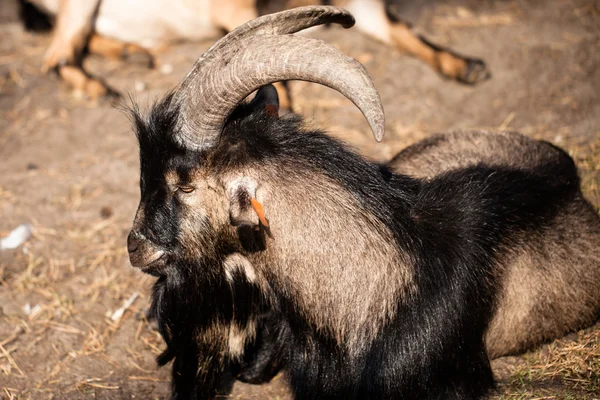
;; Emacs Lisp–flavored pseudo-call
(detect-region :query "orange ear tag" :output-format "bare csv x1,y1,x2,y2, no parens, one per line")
250,198,269,228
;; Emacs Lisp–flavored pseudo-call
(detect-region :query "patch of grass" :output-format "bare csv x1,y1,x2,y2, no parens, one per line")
568,137,600,207
494,326,600,399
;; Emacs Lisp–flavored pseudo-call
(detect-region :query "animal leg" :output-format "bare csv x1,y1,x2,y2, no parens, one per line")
41,0,100,73
388,19,490,84
41,0,116,99
57,65,114,100
273,81,292,111
87,34,155,68
341,0,490,84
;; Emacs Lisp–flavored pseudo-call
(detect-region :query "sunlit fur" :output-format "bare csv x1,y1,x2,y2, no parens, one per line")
388,131,600,358
130,89,600,399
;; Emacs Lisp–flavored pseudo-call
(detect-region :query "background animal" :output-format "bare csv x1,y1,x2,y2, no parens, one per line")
21,0,490,100
126,7,600,399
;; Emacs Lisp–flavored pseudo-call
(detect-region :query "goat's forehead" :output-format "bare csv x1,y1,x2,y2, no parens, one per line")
163,165,211,183
140,141,204,170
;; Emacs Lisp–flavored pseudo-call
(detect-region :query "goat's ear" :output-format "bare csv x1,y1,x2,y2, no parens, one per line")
250,85,279,118
227,178,269,229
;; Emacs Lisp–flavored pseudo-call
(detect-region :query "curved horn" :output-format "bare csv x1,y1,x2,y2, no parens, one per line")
173,7,385,149
192,6,355,63
175,6,355,95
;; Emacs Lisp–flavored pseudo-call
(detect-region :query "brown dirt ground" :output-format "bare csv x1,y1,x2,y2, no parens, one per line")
1,0,599,399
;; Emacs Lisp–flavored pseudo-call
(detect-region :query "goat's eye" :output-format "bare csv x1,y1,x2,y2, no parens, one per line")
178,186,195,194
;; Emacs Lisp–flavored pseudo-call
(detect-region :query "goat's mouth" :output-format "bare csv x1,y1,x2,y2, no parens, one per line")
140,252,167,276
129,249,167,276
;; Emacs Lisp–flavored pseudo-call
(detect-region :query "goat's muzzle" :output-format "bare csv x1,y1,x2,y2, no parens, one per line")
127,231,166,276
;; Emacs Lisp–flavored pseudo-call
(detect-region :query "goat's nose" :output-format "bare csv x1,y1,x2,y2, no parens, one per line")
127,233,139,253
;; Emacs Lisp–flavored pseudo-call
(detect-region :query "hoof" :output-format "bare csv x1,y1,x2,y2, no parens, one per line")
119,43,155,69
57,65,121,101
457,58,491,85
82,79,121,103
122,48,155,69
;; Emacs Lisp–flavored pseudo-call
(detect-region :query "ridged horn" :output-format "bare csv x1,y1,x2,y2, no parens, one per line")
173,6,385,149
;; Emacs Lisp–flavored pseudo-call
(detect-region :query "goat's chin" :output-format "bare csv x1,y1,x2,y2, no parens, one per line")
141,255,168,276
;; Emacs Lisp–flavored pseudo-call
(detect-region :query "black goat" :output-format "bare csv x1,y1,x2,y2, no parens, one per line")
127,6,600,399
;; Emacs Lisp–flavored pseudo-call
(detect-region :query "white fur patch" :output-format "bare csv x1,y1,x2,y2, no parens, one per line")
343,0,391,43
228,320,256,359
95,0,219,48
223,253,257,283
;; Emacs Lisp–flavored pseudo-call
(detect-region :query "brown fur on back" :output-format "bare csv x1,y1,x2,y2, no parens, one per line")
388,130,600,358
388,131,568,178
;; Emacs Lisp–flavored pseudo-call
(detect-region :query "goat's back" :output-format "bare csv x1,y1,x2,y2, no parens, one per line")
388,130,600,358
388,130,569,178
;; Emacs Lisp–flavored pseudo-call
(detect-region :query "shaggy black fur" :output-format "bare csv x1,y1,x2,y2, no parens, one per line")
132,86,580,399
